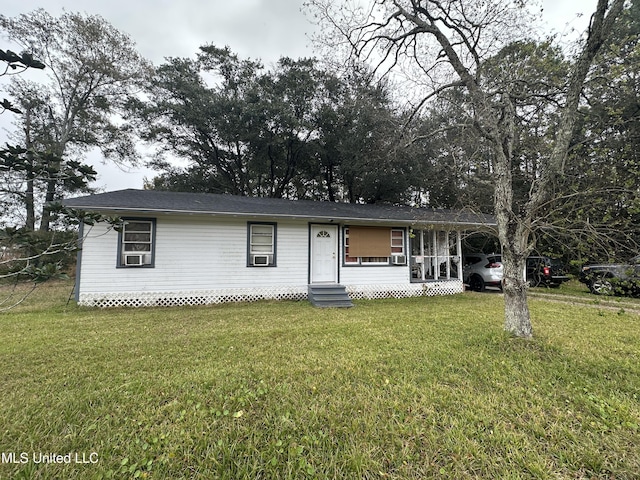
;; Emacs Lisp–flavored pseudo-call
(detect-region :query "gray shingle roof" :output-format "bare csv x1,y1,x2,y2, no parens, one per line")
63,189,495,227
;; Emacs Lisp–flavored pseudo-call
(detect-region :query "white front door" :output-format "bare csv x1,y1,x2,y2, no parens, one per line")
310,225,338,283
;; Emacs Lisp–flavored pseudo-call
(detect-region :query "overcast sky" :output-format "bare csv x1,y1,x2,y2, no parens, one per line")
1,0,596,193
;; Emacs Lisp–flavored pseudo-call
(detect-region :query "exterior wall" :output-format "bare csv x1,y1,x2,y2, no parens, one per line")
340,261,463,299
78,215,310,306
340,264,409,285
77,214,463,307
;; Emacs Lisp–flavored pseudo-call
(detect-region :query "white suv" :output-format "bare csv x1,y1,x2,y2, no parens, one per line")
463,253,503,292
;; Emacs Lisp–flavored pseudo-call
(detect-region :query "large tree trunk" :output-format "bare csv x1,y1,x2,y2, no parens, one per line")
39,161,59,232
489,94,534,338
38,178,56,232
495,195,533,339
496,213,533,339
23,105,36,231
502,247,532,338
25,177,35,231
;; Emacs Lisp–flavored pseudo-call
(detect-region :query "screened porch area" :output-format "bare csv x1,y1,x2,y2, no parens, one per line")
410,229,462,282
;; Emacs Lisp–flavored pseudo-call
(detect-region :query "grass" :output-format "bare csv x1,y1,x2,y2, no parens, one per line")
530,279,640,311
1,281,639,479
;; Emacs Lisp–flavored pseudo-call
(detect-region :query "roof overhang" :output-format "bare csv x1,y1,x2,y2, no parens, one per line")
62,189,496,230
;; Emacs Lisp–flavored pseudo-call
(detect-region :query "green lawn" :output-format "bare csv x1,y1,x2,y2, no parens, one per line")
532,279,640,303
1,281,639,479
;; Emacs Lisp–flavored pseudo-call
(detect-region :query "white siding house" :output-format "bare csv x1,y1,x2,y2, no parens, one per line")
64,189,495,307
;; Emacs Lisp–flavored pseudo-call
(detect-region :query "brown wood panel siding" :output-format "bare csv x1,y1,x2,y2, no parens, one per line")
348,227,392,257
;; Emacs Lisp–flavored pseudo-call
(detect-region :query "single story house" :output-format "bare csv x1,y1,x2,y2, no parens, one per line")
63,189,495,308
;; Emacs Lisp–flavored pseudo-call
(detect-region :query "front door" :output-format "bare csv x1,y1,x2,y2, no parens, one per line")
310,225,338,283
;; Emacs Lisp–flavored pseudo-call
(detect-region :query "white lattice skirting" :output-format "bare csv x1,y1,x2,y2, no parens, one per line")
78,286,309,308
78,281,464,308
347,281,463,300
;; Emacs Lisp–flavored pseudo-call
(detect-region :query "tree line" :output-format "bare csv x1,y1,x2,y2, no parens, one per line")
132,47,423,205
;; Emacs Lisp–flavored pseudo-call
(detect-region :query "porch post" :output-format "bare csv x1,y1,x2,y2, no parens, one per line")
433,230,438,281
446,231,451,280
456,231,463,280
420,230,426,281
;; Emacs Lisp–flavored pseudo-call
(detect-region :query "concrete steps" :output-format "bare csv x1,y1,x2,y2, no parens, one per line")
308,284,354,308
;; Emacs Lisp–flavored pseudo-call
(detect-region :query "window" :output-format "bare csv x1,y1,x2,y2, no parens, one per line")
391,229,406,264
118,218,155,267
344,228,359,264
248,222,276,266
344,227,406,265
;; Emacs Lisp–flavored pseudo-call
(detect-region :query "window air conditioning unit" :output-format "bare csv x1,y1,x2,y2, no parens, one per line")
252,255,270,266
124,254,144,266
392,255,406,265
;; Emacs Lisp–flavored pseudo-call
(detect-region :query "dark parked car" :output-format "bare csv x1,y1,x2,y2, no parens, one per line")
579,255,640,296
526,256,570,288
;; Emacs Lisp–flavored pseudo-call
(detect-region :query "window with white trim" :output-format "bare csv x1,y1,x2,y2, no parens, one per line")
248,222,276,266
390,229,406,264
344,227,406,265
118,219,155,267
